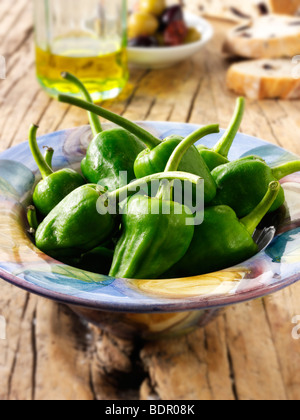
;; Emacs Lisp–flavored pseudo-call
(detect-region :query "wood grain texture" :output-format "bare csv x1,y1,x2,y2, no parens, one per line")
0,0,299,401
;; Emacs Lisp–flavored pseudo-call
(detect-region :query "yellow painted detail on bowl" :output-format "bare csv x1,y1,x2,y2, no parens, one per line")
131,270,247,298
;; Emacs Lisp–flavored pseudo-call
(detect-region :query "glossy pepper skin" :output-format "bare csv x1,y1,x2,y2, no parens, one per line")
57,93,217,204
109,195,195,279
211,156,300,218
29,125,85,217
61,73,145,191
81,129,145,190
35,184,116,259
109,124,219,280
35,171,198,261
165,181,280,277
197,97,245,171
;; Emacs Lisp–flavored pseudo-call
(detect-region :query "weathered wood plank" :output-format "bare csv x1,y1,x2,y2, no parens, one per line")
225,300,287,400
263,285,300,400
0,283,35,400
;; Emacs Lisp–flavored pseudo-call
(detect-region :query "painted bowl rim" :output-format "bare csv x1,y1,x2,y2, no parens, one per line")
0,121,299,313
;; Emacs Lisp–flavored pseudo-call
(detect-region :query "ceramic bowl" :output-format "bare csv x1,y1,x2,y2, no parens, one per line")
0,122,300,340
127,13,214,69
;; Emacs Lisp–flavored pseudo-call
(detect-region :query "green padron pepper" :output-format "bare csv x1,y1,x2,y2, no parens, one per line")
197,97,245,171
109,124,219,280
165,181,280,277
211,156,300,218
108,195,195,279
29,125,85,217
57,93,218,204
61,73,145,191
35,184,116,259
35,171,199,261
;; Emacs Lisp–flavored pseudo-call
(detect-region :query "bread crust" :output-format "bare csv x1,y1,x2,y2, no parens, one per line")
224,14,300,58
226,59,300,99
198,0,300,23
269,0,300,15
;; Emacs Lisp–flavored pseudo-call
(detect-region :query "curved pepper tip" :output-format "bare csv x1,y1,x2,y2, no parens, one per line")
269,181,280,192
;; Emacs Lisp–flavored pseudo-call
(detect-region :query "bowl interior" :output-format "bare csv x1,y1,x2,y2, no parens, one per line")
0,121,300,313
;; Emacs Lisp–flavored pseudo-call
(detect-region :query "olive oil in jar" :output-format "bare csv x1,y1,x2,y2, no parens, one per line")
34,0,128,101
36,34,129,101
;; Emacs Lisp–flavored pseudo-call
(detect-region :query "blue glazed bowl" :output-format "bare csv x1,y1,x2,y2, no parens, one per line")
0,122,300,339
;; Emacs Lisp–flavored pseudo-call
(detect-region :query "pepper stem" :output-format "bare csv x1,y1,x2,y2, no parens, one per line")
28,125,53,179
156,124,219,200
165,124,220,172
106,171,202,203
272,160,300,181
57,94,161,149
61,72,102,136
213,97,245,158
43,147,54,169
241,181,280,236
27,205,39,231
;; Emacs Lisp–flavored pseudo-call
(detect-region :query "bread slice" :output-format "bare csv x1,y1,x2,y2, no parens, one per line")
223,14,300,58
198,0,300,23
226,59,300,99
198,0,262,22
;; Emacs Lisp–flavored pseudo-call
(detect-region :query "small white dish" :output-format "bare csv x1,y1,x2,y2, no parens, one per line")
127,13,214,69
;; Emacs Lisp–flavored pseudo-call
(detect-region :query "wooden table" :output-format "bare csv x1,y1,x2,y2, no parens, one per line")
0,0,299,401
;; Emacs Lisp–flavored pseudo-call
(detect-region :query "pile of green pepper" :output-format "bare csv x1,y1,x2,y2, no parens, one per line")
27,73,300,280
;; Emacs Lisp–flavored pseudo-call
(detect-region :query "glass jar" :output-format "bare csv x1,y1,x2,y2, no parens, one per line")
34,0,129,101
